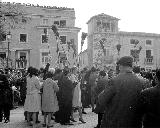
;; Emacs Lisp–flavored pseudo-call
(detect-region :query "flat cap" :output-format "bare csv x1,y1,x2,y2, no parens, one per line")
117,56,133,67
99,71,106,77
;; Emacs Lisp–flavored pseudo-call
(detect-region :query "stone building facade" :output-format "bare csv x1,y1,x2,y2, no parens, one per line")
80,13,160,71
0,2,80,69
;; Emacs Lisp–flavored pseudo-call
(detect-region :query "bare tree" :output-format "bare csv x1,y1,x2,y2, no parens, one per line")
0,2,28,35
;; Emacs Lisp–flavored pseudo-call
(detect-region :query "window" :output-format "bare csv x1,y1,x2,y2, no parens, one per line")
20,34,27,42
146,40,152,45
42,35,48,43
59,52,67,63
60,20,66,27
22,18,27,23
146,50,153,58
43,28,48,35
42,52,50,65
54,20,66,27
111,22,115,32
130,39,139,45
42,19,48,25
0,52,6,59
102,22,107,28
54,21,59,26
97,21,101,26
106,22,111,30
20,52,26,59
60,36,66,44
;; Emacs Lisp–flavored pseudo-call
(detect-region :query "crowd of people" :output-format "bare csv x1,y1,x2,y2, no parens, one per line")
0,56,160,128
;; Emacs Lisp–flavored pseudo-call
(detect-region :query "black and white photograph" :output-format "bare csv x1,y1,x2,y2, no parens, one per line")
0,0,160,127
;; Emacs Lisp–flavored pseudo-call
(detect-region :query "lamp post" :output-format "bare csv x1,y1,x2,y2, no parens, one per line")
6,31,11,69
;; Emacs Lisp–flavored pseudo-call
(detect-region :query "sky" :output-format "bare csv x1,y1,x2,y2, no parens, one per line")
2,0,160,52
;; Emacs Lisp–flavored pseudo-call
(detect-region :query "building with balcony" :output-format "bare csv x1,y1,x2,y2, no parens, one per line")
0,2,80,69
83,13,160,71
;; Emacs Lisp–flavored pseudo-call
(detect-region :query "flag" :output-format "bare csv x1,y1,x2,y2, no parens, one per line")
56,43,59,54
81,32,87,49
51,25,59,38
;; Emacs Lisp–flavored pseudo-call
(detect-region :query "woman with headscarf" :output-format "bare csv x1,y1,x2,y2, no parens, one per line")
24,67,41,127
41,68,59,127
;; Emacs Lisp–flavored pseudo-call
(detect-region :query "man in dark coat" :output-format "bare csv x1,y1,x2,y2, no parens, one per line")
0,70,13,123
58,68,76,125
138,69,160,128
96,56,144,128
89,67,98,111
94,70,108,128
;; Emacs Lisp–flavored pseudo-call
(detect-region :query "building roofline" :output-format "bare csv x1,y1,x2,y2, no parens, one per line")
118,31,160,37
87,13,120,24
0,2,74,11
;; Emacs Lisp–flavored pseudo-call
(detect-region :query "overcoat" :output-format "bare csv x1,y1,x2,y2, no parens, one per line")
139,85,160,128
42,78,59,112
58,75,75,106
97,71,145,128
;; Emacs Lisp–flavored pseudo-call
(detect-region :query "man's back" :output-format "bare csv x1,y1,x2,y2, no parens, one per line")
140,86,160,128
98,71,144,128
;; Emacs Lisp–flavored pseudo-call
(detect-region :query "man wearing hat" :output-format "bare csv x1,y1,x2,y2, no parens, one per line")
94,70,108,128
96,56,144,128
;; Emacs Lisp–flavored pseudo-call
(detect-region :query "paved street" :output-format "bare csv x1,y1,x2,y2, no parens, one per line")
0,107,97,128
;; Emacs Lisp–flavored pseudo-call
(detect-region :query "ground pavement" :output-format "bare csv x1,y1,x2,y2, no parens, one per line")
0,107,98,128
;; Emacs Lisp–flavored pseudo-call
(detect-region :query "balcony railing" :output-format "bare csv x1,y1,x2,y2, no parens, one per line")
145,57,154,65
16,58,27,69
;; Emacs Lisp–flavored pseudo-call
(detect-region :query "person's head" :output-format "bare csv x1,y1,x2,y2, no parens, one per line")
99,71,106,79
83,67,87,73
90,67,97,75
0,69,4,74
54,68,62,75
71,66,78,74
27,66,33,75
133,66,141,74
17,70,22,76
29,67,38,77
144,72,153,81
155,69,160,83
117,56,133,72
63,68,70,76
49,68,55,74
46,71,54,79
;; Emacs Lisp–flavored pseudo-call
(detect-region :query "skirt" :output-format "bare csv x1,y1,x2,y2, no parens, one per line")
24,93,41,112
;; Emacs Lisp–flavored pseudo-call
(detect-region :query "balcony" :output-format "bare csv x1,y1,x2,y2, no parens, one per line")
16,58,27,69
144,57,154,65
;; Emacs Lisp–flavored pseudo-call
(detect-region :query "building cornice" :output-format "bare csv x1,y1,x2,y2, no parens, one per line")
31,14,75,19
36,26,81,32
118,31,160,38
11,48,32,51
